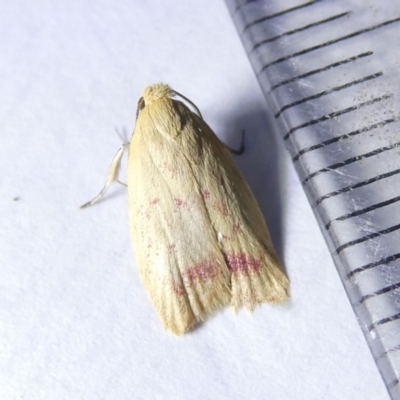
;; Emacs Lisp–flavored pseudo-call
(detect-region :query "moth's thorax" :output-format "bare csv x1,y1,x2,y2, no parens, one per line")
142,83,173,104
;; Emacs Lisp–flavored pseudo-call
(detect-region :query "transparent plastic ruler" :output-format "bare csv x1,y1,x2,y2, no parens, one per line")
225,0,400,398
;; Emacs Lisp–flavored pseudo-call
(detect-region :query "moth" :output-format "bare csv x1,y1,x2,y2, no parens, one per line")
82,83,289,334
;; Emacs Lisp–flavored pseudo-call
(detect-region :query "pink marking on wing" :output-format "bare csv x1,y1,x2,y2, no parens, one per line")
202,189,210,199
174,198,186,207
213,201,229,217
233,223,242,234
182,261,217,286
173,283,185,296
168,243,176,252
151,198,160,205
226,253,262,273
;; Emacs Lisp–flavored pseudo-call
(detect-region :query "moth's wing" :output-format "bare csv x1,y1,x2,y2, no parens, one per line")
129,96,288,334
127,99,231,335
188,115,289,311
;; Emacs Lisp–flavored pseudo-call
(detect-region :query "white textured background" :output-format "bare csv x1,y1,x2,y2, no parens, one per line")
0,1,389,399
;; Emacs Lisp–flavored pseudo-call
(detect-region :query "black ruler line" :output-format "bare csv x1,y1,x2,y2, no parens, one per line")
347,253,400,279
260,16,400,73
284,95,391,141
270,51,373,92
369,312,400,331
242,0,323,32
233,0,256,13
292,118,396,162
252,12,349,51
377,344,400,361
389,379,400,389
315,167,400,205
361,282,400,303
275,72,382,118
303,139,400,185
326,195,400,230
336,223,400,254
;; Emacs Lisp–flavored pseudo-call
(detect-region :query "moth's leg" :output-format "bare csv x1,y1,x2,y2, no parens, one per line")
80,143,129,209
224,130,245,155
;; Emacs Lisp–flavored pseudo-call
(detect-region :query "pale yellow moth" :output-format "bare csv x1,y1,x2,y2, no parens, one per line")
82,83,289,335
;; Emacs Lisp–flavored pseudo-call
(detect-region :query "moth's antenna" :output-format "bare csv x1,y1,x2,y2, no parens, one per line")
172,90,203,119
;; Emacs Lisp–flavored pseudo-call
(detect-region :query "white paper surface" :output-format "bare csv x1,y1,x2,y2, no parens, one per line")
0,1,389,399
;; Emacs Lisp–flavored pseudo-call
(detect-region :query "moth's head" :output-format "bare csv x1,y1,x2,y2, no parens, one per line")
136,83,173,120
135,83,203,121
142,83,173,104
